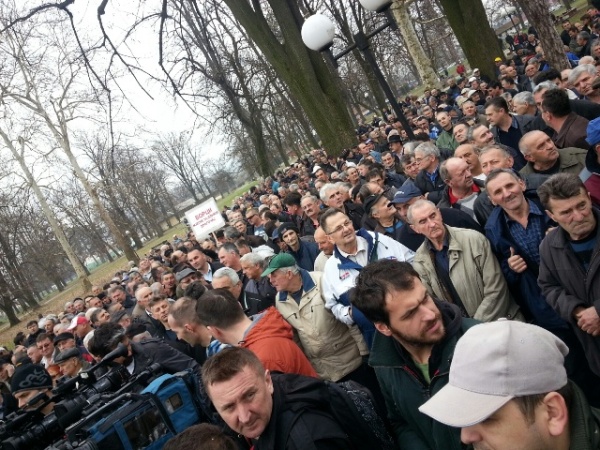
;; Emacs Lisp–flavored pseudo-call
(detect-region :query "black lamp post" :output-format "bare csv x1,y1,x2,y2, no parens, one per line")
301,0,415,140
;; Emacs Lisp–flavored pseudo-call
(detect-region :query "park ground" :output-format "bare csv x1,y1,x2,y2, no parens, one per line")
0,181,258,345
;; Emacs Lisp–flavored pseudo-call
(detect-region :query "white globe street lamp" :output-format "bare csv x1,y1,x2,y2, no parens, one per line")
358,0,393,13
301,14,336,51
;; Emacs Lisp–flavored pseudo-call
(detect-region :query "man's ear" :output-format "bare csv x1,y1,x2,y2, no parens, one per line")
374,322,392,337
542,392,569,437
206,326,222,342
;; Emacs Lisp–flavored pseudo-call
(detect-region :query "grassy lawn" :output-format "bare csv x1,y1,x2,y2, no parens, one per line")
0,180,258,345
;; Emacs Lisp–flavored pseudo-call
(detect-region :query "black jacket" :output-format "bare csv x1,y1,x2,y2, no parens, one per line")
414,169,445,204
256,374,354,450
344,201,365,231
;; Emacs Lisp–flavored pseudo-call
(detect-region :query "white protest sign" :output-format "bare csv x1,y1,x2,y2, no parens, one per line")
185,198,226,239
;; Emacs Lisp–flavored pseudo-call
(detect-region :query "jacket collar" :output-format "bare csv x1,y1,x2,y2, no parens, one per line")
277,268,315,302
369,300,464,370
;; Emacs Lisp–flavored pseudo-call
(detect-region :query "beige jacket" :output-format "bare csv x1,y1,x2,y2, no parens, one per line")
276,270,366,382
413,226,522,322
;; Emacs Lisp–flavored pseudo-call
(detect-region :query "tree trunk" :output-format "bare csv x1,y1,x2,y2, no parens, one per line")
222,0,356,157
436,0,504,82
0,132,92,292
514,0,570,70
391,1,440,88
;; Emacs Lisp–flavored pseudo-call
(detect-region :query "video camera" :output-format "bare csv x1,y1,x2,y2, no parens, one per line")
0,344,209,450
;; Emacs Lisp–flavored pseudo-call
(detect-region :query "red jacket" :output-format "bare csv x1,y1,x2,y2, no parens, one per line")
242,307,318,378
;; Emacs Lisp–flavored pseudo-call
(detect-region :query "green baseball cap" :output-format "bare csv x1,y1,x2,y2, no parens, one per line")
261,253,296,277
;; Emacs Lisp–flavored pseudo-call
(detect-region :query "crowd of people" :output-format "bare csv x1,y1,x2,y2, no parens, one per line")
2,8,600,450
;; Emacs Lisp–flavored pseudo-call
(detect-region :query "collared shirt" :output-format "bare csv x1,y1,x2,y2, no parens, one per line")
496,116,522,154
504,200,545,264
426,234,450,274
337,236,369,268
426,166,440,185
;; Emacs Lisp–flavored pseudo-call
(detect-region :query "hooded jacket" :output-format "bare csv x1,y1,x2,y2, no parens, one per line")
370,301,478,450
241,307,318,378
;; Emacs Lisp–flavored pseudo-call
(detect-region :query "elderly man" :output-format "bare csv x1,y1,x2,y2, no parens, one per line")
362,193,404,241
467,123,495,149
55,348,90,379
300,194,322,236
240,252,276,315
320,183,364,230
196,289,317,377
538,174,600,378
512,91,537,116
320,208,414,347
569,64,600,103
454,143,485,179
485,169,600,405
518,130,587,176
419,321,600,449
413,142,446,204
437,157,484,221
313,226,333,272
408,199,521,322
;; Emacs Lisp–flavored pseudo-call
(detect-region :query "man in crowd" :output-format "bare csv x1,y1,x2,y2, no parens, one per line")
55,348,90,379
435,110,458,151
437,157,484,221
467,123,495,149
187,247,223,285
485,96,532,170
484,169,600,405
350,259,477,449
320,183,365,230
419,320,600,449
454,143,485,180
240,252,276,314
541,88,589,150
413,142,446,204
363,193,404,241
409,199,521,322
10,364,54,414
538,173,600,378
300,194,322,233
263,253,367,382
195,289,317,377
518,130,587,176
320,208,414,348
278,222,319,271
201,347,360,448
313,226,334,272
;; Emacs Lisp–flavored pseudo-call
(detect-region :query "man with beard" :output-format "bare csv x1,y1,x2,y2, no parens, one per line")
350,259,478,449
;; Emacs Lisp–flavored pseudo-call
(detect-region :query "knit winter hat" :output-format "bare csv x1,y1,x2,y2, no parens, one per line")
11,363,53,394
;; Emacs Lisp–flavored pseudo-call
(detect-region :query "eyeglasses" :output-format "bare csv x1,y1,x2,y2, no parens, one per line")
246,214,256,220
327,219,353,235
39,343,52,349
